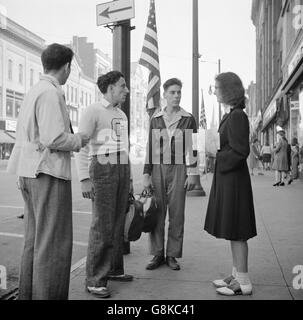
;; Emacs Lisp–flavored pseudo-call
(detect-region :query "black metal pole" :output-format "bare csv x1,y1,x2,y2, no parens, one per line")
113,19,131,255
188,0,206,197
192,0,199,124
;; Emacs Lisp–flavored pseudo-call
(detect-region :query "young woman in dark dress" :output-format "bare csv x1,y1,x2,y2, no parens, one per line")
204,72,257,296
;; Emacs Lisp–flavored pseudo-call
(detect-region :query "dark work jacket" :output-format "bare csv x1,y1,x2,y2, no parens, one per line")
143,108,198,175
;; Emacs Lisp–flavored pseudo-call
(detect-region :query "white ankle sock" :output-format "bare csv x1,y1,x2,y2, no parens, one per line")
232,267,237,278
236,272,251,286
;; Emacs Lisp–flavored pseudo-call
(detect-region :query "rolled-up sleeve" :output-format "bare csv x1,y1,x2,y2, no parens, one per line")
75,106,97,182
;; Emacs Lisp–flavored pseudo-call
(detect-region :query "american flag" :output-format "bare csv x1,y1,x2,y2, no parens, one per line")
199,89,207,129
139,0,161,116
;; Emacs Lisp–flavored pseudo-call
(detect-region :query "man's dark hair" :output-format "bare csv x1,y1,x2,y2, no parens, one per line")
41,43,74,72
163,78,183,91
97,71,125,94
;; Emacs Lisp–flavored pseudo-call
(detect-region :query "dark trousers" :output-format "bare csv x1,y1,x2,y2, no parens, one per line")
18,174,73,300
86,154,130,287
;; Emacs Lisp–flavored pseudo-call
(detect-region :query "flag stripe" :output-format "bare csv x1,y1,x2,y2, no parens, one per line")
144,34,159,49
139,56,160,76
199,90,207,129
146,28,158,40
139,0,161,114
147,84,160,101
142,39,159,56
142,46,159,64
148,75,160,91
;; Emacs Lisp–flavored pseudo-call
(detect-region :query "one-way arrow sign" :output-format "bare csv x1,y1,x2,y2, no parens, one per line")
96,0,135,26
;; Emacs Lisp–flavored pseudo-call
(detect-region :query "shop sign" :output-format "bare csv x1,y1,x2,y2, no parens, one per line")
263,101,277,127
288,43,303,77
5,120,17,132
290,101,299,110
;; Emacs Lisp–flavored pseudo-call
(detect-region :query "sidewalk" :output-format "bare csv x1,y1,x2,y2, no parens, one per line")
68,171,303,300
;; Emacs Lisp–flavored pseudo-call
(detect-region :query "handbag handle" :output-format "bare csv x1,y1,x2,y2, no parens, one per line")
141,188,154,198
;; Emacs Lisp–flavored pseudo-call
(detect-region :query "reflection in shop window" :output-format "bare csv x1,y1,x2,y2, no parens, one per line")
6,97,13,117
15,99,22,118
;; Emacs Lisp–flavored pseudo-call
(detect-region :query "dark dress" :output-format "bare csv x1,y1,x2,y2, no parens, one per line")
204,108,257,241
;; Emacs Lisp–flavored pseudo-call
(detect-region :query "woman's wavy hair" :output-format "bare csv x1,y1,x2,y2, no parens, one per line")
215,72,247,109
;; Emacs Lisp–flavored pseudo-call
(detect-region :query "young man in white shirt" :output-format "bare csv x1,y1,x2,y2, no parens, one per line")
76,71,132,298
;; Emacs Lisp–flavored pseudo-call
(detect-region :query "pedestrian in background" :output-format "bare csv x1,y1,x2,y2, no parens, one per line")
76,71,133,299
288,137,300,184
204,72,256,296
299,145,303,173
249,138,263,175
143,78,200,271
272,129,289,186
7,44,89,300
261,142,272,171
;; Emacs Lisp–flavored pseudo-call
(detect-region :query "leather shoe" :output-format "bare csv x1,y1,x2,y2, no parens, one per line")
146,255,165,270
166,256,180,270
213,275,235,288
87,286,111,298
216,279,252,296
108,274,133,282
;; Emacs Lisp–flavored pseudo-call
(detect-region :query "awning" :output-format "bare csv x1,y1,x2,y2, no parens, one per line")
0,130,16,144
282,55,303,94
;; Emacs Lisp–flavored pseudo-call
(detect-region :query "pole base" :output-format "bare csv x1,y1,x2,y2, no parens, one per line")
123,241,130,255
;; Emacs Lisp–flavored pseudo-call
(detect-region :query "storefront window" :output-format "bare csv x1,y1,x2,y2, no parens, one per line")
298,89,303,147
0,87,2,117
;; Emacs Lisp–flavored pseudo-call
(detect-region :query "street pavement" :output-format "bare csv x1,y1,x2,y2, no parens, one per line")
1,158,303,300
69,168,303,300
